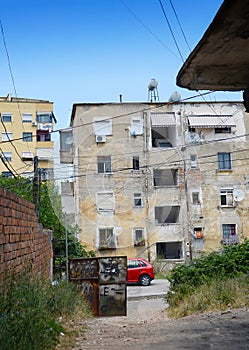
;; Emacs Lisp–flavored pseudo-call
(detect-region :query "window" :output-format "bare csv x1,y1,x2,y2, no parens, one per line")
155,206,180,224
22,172,33,178
22,113,32,122
97,156,112,173
132,156,139,170
98,227,116,249
190,154,197,168
215,127,231,133
22,132,33,142
153,169,178,187
96,192,114,212
130,118,143,135
40,168,54,181
127,259,146,268
36,112,54,123
2,132,12,141
193,227,204,239
156,242,183,259
222,224,238,245
37,130,51,142
133,228,145,246
220,189,234,206
151,112,176,148
22,152,34,160
133,193,143,207
192,192,200,204
1,171,12,178
1,113,12,122
2,152,12,162
94,119,112,136
218,152,231,170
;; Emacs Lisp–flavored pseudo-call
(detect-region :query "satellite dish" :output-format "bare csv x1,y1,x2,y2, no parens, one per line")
65,136,74,145
233,188,245,202
169,91,181,102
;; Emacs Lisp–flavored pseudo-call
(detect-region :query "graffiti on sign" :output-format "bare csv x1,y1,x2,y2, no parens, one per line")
99,283,126,316
99,257,126,284
68,256,127,316
69,258,98,280
77,280,99,315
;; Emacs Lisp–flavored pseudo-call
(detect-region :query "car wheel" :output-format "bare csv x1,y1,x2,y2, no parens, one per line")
139,274,151,286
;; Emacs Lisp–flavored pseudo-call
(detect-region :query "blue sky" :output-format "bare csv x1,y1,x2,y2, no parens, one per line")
0,0,242,133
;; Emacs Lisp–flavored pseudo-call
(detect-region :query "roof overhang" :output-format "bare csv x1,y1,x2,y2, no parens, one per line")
177,0,249,91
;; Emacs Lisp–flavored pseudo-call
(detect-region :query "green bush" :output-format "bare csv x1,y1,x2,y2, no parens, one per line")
167,275,249,318
167,240,249,305
0,272,90,350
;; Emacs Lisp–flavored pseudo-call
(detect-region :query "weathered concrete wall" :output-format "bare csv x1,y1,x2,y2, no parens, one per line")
0,187,53,282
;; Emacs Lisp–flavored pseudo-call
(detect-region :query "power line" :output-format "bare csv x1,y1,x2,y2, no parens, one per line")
0,19,33,168
119,0,180,60
168,0,191,52
158,0,184,62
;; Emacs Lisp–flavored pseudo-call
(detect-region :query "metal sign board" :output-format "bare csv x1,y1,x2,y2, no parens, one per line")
68,256,127,317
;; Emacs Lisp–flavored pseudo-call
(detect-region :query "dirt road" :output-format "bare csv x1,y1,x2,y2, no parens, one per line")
69,298,249,350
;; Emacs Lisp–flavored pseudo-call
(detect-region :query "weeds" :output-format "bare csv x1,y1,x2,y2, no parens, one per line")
0,272,91,350
167,241,249,318
167,275,249,318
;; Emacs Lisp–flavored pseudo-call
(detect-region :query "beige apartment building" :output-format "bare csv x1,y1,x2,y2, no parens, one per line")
0,94,56,179
61,99,249,263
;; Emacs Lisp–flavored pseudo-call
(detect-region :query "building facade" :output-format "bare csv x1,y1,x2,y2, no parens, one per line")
63,100,249,263
0,95,56,179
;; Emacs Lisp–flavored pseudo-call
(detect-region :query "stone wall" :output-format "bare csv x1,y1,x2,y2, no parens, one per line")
0,187,53,282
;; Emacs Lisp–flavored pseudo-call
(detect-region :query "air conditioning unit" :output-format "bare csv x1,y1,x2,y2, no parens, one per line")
32,122,37,126
96,135,106,143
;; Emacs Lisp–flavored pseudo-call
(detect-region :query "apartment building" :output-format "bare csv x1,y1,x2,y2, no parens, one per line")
0,94,56,179
62,99,249,263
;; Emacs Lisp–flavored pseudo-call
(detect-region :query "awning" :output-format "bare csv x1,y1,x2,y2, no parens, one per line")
151,113,176,127
188,115,236,128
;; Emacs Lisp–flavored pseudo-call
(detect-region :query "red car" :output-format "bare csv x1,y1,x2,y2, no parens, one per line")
127,258,155,286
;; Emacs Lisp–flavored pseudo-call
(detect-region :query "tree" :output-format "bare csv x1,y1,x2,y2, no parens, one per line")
0,176,95,261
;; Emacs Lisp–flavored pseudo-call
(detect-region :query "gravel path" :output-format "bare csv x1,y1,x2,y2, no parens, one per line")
66,299,249,350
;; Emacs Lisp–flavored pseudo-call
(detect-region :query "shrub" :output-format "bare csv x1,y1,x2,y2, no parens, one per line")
167,240,249,312
0,272,90,350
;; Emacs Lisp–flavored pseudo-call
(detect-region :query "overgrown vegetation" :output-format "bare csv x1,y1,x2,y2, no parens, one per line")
0,271,92,350
167,241,249,318
0,176,95,265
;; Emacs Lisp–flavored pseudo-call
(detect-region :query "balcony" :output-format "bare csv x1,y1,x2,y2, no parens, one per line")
22,152,34,160
36,148,53,161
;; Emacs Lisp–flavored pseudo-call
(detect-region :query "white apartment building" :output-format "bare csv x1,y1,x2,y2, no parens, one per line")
61,99,249,264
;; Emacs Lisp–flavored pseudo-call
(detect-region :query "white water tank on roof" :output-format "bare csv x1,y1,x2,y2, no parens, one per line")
148,78,158,91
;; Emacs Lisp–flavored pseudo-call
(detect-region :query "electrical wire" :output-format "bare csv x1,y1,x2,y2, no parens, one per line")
119,0,180,60
0,19,33,167
168,0,191,52
158,0,184,62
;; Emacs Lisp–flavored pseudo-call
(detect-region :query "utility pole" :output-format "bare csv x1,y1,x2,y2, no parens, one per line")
143,111,151,262
65,218,69,284
33,156,39,215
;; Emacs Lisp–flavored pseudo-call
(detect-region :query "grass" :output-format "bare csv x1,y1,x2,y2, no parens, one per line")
167,275,249,318
0,272,92,350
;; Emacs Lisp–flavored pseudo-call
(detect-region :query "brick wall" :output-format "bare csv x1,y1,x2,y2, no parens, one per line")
0,187,53,282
